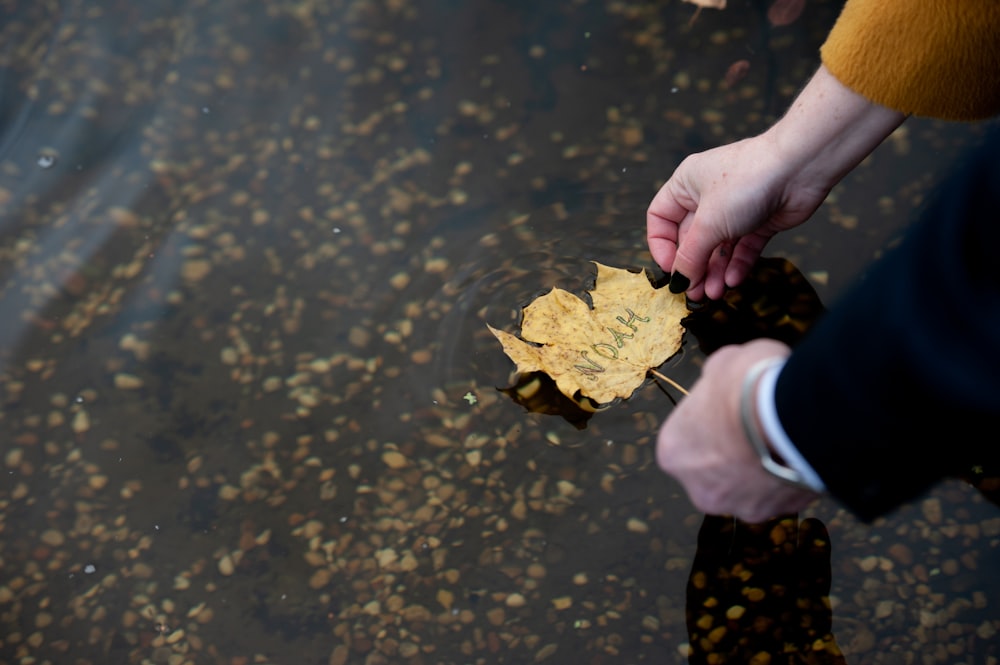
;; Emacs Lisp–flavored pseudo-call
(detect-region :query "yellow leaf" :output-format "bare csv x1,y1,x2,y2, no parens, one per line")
488,262,689,405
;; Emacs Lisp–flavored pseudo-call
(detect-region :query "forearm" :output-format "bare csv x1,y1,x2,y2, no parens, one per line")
763,65,906,195
773,129,1000,521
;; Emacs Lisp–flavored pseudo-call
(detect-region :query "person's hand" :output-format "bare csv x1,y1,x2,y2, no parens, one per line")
648,65,906,301
685,514,845,664
656,339,819,522
646,134,829,301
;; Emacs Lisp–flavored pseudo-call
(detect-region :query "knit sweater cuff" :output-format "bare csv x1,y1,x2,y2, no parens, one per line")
820,0,1000,121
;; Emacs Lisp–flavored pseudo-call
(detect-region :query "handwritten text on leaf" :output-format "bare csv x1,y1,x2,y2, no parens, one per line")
488,263,689,405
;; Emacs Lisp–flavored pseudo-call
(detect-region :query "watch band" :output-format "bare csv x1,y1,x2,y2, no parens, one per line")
739,358,815,491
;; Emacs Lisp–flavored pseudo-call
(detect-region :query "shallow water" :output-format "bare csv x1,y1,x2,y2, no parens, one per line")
1,1,998,664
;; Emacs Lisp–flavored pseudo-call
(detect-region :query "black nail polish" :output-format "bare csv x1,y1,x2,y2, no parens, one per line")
668,272,690,294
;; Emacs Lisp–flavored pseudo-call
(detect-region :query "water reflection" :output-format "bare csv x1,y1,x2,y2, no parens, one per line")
1,0,997,663
685,515,846,664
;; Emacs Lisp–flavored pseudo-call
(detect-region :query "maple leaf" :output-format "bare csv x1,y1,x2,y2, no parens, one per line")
488,262,690,405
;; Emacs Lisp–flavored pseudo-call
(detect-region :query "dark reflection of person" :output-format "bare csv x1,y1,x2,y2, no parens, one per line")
646,1,1000,521
684,515,846,664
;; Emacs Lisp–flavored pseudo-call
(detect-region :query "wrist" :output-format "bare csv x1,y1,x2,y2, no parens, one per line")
740,357,823,492
763,64,906,192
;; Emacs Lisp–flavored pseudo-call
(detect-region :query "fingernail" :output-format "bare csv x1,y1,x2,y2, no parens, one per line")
668,272,690,294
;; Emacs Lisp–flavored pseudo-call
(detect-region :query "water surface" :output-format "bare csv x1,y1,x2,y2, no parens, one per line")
1,1,997,663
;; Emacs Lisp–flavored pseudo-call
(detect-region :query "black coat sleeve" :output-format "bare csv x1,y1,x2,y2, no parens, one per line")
774,129,1000,522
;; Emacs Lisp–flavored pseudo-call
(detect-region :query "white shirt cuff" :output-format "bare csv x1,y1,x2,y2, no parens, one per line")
755,358,827,493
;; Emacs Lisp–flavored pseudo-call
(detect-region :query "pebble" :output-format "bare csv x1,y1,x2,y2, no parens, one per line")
551,596,572,610
381,451,408,469
40,529,65,547
858,555,880,573
71,410,91,434
505,593,526,607
309,569,331,589
875,600,895,619
180,259,212,282
921,497,943,524
887,543,914,566
328,645,350,665
436,588,454,611
725,605,746,620
114,373,144,389
534,643,558,661
218,554,235,576
626,517,649,534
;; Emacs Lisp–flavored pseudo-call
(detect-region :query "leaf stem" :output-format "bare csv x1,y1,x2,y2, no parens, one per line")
649,369,689,396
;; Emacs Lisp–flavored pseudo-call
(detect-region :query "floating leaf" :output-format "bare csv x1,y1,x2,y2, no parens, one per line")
488,263,689,405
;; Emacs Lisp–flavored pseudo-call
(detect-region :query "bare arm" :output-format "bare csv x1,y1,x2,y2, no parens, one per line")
648,65,906,300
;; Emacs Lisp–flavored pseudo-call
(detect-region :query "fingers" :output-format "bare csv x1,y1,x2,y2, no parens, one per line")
723,233,772,291
668,212,731,298
645,187,690,273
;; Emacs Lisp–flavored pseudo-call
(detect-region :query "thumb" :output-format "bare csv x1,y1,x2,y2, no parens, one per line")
667,213,727,295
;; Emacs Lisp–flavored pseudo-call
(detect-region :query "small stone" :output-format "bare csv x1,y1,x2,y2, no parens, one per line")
626,517,649,533
40,529,65,547
921,497,943,525
329,645,350,665
410,349,432,364
108,206,139,227
4,448,22,468
376,548,398,568
218,554,235,576
887,543,913,566
309,568,331,589
181,259,212,282
424,257,449,273
436,588,454,611
551,596,572,610
976,620,996,640
71,410,91,434
114,373,144,390
389,272,410,290
874,600,895,619
534,643,558,662
505,592,526,608
382,451,408,469
858,555,879,573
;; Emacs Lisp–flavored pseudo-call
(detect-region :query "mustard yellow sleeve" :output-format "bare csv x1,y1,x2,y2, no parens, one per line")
820,0,1000,121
